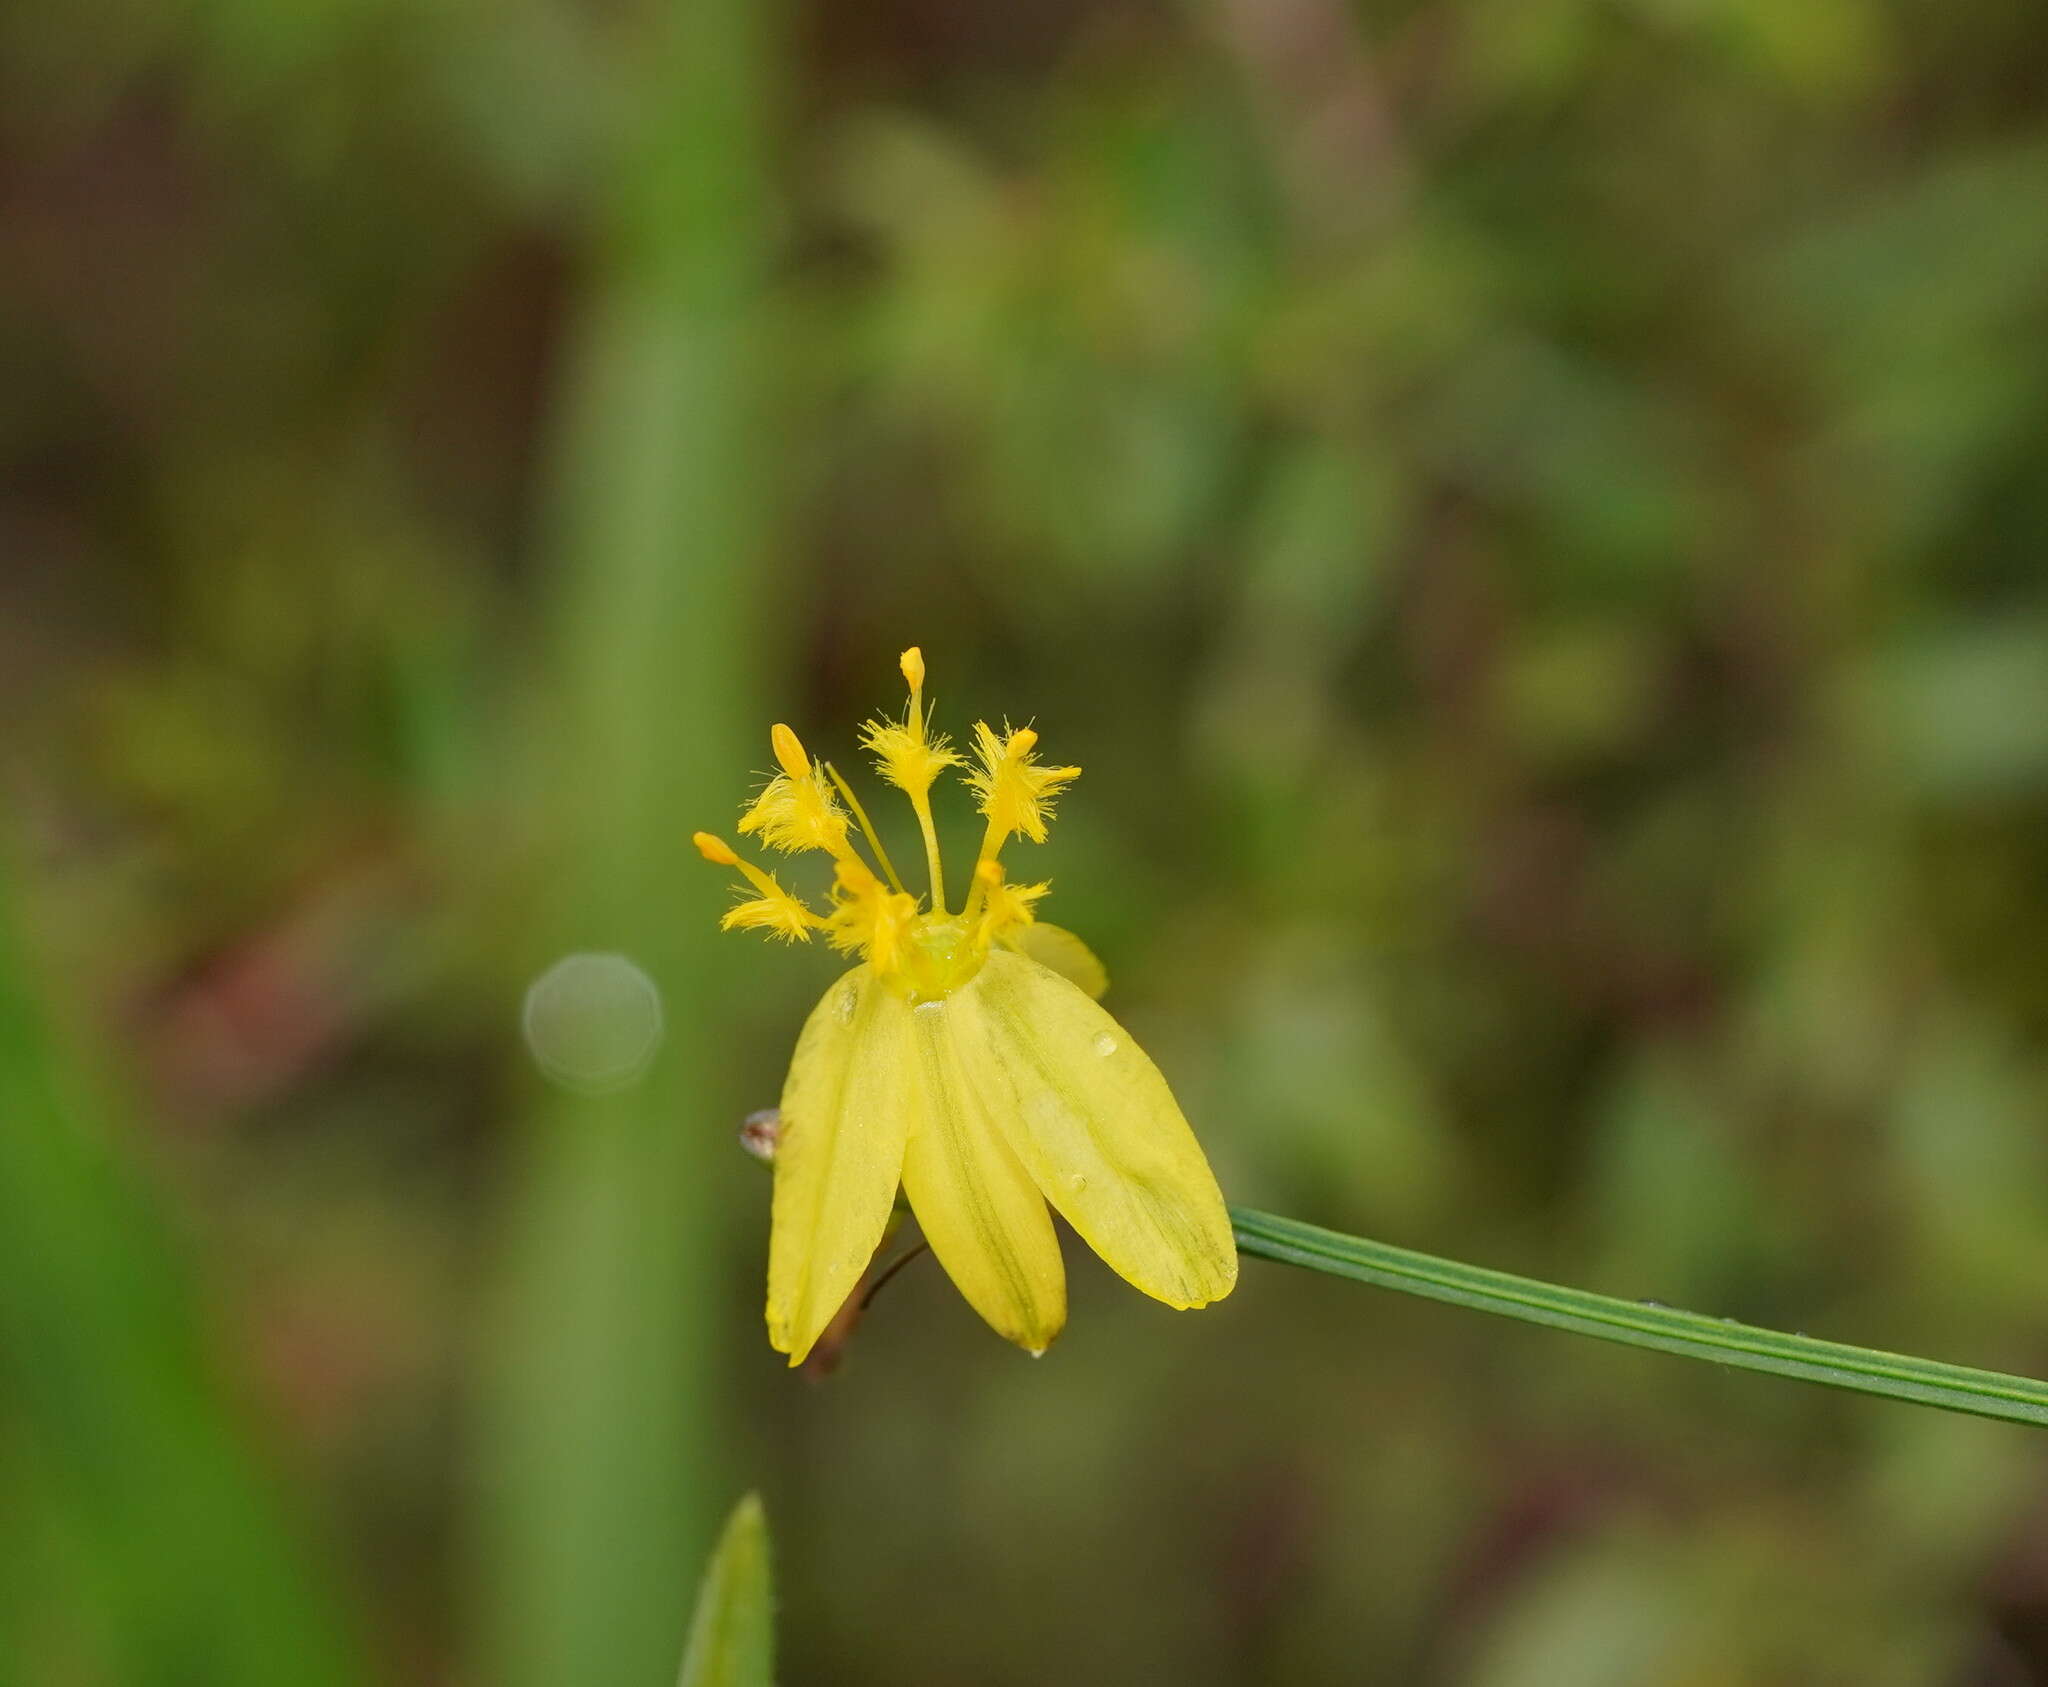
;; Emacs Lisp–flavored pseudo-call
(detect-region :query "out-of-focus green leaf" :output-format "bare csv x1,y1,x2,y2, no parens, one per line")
1466,1541,1675,1687
1857,620,2048,798
0,849,363,1684
677,1493,776,1687
1222,938,1456,1230
470,0,777,1679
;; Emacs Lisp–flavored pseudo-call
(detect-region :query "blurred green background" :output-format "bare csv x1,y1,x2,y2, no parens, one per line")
6,0,2048,1681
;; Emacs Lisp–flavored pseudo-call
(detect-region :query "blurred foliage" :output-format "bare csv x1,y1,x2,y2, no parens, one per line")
5,0,2048,1682
677,1493,775,1687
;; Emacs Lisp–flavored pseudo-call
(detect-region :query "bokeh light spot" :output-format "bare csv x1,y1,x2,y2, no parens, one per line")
521,952,665,1094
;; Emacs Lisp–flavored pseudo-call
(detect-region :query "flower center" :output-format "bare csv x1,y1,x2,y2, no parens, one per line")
695,649,1080,977
887,915,986,1005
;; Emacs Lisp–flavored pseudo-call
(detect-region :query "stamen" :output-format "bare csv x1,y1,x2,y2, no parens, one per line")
964,855,1001,929
693,831,821,942
825,857,916,970
701,654,1073,968
969,858,1048,947
696,831,793,902
964,720,1078,862
963,731,1028,920
961,811,1004,923
900,660,950,915
744,726,875,873
824,762,907,896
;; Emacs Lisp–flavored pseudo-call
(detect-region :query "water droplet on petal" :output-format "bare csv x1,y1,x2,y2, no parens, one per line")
1091,1032,1117,1057
1067,1173,1088,1192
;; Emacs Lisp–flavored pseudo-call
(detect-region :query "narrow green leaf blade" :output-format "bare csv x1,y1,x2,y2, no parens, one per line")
1232,1206,2048,1429
678,1494,775,1687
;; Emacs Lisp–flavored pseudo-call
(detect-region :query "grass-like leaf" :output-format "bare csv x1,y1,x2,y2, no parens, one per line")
1233,1207,2048,1429
678,1494,776,1687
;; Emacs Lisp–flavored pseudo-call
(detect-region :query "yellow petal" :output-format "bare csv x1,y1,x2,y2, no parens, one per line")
958,950,1236,1309
1007,922,1108,1000
769,966,913,1364
899,997,1066,1353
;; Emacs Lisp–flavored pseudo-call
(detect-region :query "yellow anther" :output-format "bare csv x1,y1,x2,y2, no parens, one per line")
694,831,740,866
771,723,810,781
900,647,925,691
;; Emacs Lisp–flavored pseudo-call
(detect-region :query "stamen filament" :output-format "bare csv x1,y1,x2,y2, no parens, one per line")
962,726,1039,923
904,679,950,914
759,722,879,878
824,762,907,897
709,840,795,904
960,815,1007,923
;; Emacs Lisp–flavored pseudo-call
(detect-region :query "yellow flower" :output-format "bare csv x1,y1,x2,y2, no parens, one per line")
697,648,1237,1363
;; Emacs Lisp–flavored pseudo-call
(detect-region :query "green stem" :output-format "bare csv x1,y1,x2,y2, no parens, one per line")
475,0,775,1676
1231,1207,2048,1429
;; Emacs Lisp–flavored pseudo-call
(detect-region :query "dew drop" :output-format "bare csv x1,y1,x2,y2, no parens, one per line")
1090,1032,1118,1058
1067,1173,1088,1193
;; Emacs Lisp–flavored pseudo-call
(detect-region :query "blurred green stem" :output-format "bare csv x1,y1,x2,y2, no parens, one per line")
474,0,776,1679
1233,1207,2048,1429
